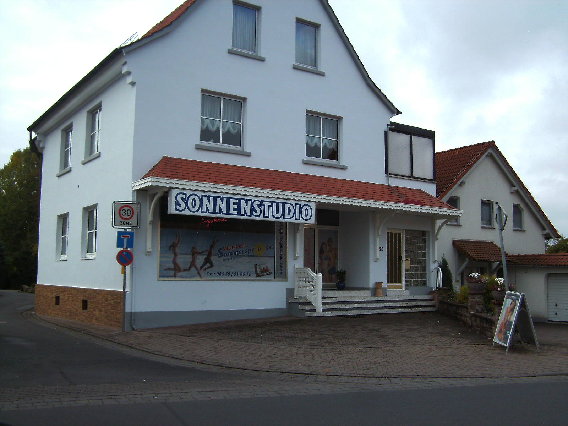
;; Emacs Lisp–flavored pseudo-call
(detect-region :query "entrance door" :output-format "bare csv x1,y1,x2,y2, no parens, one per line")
387,230,404,289
304,226,338,284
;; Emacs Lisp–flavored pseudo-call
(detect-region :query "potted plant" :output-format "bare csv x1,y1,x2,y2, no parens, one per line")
486,275,506,305
336,269,346,290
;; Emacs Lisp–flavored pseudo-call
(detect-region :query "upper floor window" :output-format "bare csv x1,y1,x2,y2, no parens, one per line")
446,196,460,225
513,203,523,230
200,93,243,147
296,20,318,69
232,2,258,54
306,113,339,161
481,199,493,227
57,213,69,260
60,125,72,172
385,124,434,180
83,205,98,258
86,105,102,158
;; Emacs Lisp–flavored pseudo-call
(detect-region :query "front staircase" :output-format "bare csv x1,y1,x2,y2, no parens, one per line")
288,288,436,317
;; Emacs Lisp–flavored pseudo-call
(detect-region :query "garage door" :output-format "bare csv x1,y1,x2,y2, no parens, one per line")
548,274,568,322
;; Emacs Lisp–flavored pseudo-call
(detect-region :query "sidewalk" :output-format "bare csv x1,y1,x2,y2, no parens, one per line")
36,311,568,379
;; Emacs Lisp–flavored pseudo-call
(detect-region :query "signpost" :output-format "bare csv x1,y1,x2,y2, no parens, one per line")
112,201,139,331
112,201,141,228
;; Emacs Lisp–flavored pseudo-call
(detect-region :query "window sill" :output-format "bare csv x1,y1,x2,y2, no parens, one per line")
82,254,96,260
81,151,101,165
303,158,347,170
513,228,525,232
56,167,72,177
228,48,265,62
293,63,325,76
446,222,461,226
388,173,434,183
58,256,68,261
481,225,495,229
195,142,251,156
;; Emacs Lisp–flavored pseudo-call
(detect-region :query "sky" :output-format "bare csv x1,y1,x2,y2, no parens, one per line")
0,0,566,236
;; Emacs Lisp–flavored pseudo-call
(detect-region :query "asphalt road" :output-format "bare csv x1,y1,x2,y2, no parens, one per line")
2,290,568,425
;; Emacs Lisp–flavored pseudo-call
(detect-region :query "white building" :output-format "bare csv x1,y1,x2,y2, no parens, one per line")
29,0,458,329
435,141,568,321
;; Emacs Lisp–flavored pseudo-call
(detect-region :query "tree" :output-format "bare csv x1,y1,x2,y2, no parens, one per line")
440,256,454,290
0,147,41,289
547,236,568,254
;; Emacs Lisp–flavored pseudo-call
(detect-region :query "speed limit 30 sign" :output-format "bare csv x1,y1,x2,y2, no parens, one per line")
112,201,141,228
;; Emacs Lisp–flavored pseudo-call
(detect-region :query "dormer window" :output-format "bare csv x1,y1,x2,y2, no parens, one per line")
385,123,434,181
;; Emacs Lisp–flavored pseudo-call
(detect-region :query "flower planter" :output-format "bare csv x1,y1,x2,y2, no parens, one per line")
491,290,505,305
467,281,485,295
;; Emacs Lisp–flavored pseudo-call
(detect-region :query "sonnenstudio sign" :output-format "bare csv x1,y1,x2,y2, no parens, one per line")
168,189,315,224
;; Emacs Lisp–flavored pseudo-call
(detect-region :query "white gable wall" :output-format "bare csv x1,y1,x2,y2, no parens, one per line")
437,154,548,283
126,0,395,184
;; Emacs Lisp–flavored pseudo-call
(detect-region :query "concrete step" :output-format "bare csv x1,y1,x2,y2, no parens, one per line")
297,300,436,311
304,306,437,317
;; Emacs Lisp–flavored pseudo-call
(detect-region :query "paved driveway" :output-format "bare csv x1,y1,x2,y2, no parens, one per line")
43,311,568,379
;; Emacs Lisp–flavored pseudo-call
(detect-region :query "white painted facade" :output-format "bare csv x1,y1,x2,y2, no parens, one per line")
30,0,453,328
437,152,551,285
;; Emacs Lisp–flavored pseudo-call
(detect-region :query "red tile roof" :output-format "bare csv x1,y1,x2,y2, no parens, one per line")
142,0,197,39
452,240,568,267
141,156,456,211
508,253,568,267
453,239,504,262
435,141,494,199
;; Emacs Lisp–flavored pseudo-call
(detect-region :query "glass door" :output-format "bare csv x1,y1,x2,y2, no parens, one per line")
387,230,404,289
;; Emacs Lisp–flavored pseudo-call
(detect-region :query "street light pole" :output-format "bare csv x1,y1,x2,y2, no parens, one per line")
495,202,509,287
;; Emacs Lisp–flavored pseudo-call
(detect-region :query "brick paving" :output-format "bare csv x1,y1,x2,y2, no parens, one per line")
36,312,568,379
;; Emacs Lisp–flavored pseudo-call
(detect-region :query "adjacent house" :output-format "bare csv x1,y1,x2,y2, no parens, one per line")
435,141,568,321
29,0,458,329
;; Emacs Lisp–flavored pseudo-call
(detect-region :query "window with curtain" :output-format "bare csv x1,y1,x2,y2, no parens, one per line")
481,200,493,227
306,113,339,161
200,93,243,147
296,20,317,68
513,203,523,230
232,3,257,54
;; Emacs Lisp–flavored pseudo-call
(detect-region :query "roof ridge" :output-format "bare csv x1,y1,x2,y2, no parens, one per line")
142,0,197,39
436,140,495,155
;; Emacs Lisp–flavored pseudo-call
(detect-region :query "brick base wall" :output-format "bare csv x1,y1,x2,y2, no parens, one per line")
437,299,496,338
35,284,123,329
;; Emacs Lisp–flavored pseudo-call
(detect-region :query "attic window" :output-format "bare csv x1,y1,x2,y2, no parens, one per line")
232,3,258,54
295,20,318,69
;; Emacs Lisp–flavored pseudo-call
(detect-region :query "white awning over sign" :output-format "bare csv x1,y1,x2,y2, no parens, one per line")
168,189,316,224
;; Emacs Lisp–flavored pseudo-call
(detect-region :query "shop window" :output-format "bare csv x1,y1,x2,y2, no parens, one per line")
158,202,286,280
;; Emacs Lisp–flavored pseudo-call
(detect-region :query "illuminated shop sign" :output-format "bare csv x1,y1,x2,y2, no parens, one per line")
168,190,315,224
